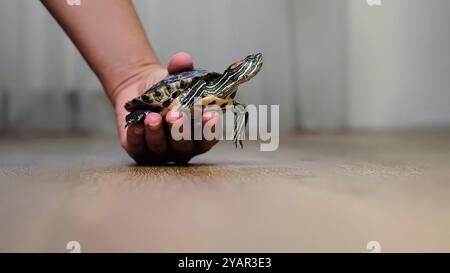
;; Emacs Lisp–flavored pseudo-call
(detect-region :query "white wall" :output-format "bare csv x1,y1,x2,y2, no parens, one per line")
1,0,450,134
293,0,349,130
347,0,450,130
0,0,296,135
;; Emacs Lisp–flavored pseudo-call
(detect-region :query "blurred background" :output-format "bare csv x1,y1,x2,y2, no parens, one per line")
0,0,449,136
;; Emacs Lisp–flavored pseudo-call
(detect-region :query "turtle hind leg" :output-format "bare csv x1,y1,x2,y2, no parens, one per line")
125,109,151,128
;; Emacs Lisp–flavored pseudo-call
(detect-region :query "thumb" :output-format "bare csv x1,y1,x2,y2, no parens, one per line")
167,52,194,74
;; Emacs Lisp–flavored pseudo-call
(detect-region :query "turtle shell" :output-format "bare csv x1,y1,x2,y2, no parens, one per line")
124,69,220,113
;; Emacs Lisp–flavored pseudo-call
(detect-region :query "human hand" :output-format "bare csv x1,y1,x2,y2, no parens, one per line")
111,52,220,165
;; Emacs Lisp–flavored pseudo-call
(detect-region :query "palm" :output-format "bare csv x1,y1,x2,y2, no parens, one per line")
114,53,219,165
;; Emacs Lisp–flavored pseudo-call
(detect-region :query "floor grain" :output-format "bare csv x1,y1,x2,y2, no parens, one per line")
0,132,450,252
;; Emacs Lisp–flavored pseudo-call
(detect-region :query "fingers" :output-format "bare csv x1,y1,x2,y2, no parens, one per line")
167,52,194,74
196,111,220,153
125,110,220,165
144,113,168,155
166,110,194,156
166,110,193,154
125,124,149,164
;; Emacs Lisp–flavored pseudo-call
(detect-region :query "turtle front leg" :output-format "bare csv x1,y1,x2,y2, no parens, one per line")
125,109,152,127
232,100,248,148
199,95,247,148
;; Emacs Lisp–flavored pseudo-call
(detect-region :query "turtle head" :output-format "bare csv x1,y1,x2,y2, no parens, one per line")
211,53,263,98
224,53,264,85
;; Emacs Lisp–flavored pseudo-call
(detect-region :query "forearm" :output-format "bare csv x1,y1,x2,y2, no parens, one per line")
42,0,161,97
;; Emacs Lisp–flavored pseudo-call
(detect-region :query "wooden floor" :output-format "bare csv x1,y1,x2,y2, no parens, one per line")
1,132,450,252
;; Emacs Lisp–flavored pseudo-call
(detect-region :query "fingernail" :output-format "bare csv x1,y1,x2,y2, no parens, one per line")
148,113,161,127
170,111,183,120
134,126,145,135
204,111,216,120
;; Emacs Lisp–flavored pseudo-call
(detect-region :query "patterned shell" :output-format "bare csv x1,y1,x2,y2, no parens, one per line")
124,69,220,113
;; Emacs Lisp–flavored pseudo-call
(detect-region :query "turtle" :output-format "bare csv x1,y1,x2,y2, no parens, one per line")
124,53,264,147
